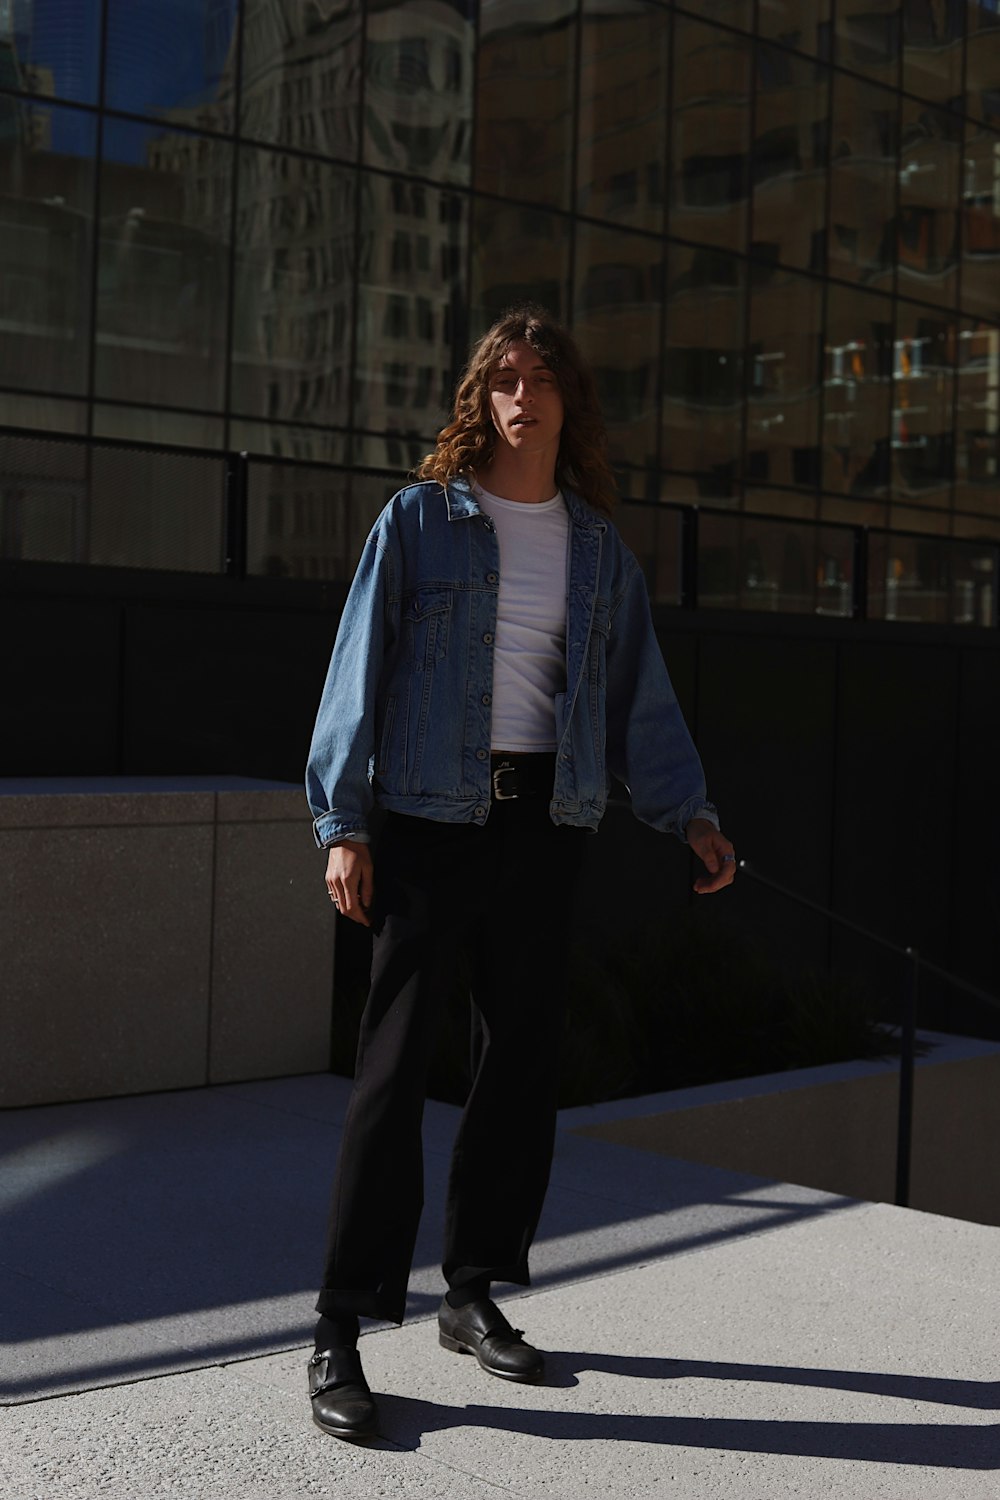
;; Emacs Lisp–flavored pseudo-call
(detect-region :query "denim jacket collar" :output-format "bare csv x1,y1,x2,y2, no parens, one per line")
444,474,606,531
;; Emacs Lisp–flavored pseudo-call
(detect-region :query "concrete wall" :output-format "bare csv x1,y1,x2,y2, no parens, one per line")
575,1036,1000,1228
0,777,334,1107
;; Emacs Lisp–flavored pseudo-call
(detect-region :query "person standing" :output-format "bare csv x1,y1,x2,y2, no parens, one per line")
304,304,735,1440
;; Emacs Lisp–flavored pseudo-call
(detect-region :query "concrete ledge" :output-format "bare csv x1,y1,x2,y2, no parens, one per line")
571,1032,1000,1228
0,776,334,1106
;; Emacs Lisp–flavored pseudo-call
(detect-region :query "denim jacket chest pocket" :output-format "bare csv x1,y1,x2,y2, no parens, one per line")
402,586,452,672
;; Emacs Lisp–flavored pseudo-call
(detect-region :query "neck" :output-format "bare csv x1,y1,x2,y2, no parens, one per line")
476,449,558,504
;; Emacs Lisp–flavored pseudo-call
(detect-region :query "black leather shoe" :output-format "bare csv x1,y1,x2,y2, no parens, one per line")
308,1347,379,1440
438,1297,544,1383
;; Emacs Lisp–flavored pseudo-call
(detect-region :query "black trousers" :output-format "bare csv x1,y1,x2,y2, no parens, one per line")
315,792,588,1326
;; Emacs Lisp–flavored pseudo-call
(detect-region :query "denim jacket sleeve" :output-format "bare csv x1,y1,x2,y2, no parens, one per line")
305,521,398,849
604,551,719,841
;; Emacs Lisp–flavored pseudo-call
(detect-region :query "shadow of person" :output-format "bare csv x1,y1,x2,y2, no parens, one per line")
371,1392,999,1468
544,1350,1000,1412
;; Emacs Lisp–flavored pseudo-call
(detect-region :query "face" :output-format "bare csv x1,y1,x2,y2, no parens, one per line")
487,341,564,460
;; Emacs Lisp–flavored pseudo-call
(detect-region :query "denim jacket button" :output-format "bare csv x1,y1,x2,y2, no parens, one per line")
474,805,486,818
486,572,498,584
481,693,492,706
482,632,494,645
476,748,488,761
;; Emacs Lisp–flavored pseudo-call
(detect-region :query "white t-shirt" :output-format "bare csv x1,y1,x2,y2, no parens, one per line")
474,483,570,752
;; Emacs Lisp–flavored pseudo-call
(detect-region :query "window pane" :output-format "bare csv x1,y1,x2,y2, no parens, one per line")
868,530,995,624
4,0,102,106
955,318,1000,514
227,420,348,466
752,45,829,273
476,0,576,208
670,19,751,254
615,501,683,606
0,104,96,398
746,267,823,490
828,72,897,287
823,283,894,498
897,98,960,306
960,120,1000,319
470,198,570,330
573,223,663,469
364,0,474,185
92,403,224,447
663,245,746,495
891,302,956,505
699,513,854,615
104,0,238,132
354,176,467,433
576,0,669,233
231,147,355,429
241,0,362,160
95,122,231,410
902,0,964,107
757,0,832,58
966,0,1000,126
835,1,902,83
246,464,386,582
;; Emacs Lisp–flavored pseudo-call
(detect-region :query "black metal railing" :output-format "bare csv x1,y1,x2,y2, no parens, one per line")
737,859,1000,1208
1,425,998,628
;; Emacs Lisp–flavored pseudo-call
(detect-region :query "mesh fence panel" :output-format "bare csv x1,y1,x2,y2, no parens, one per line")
89,445,225,573
0,431,226,573
0,432,89,564
247,462,390,582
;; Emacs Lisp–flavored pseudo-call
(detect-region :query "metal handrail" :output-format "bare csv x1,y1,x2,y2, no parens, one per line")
2,423,999,630
736,858,1000,1207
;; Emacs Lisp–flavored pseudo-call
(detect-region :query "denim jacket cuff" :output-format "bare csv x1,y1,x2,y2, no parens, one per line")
679,799,720,841
312,815,371,850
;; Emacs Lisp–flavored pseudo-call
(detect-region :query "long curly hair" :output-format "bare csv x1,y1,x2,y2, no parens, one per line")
414,304,618,517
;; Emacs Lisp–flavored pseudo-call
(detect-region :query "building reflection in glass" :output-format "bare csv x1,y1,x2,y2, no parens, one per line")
746,265,823,492
752,43,828,273
476,0,576,208
0,101,96,399
670,17,751,255
891,301,956,507
576,0,669,233
241,0,362,161
1,0,1000,591
897,97,961,306
663,245,745,497
828,71,896,288
823,282,893,499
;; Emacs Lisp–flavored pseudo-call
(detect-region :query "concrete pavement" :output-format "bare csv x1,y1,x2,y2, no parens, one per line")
2,1073,997,1497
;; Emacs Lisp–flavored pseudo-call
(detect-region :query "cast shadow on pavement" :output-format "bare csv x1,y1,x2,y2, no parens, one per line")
369,1387,1000,1468
544,1351,1000,1411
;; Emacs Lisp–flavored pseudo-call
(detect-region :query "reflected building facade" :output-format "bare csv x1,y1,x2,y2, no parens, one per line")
1,0,999,592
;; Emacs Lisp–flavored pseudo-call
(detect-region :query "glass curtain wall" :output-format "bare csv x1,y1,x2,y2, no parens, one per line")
0,0,998,584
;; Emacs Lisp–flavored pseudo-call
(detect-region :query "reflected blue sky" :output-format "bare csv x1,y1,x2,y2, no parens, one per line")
12,0,239,158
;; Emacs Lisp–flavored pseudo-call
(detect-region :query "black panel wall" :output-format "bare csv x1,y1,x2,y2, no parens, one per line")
4,561,998,1036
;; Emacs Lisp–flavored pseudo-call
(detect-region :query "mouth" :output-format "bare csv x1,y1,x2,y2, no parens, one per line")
510,416,536,428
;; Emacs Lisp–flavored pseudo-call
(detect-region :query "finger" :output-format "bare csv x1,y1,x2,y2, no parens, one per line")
339,878,371,928
694,849,736,894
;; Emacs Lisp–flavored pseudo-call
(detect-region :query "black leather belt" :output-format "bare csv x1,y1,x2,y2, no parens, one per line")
490,752,556,801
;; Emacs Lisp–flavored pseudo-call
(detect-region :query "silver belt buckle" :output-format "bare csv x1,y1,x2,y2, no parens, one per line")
492,763,518,800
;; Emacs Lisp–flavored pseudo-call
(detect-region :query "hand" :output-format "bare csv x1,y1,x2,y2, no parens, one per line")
686,818,737,895
325,841,375,926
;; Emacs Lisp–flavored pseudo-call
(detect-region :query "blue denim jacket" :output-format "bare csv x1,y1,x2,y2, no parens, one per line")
306,478,718,847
